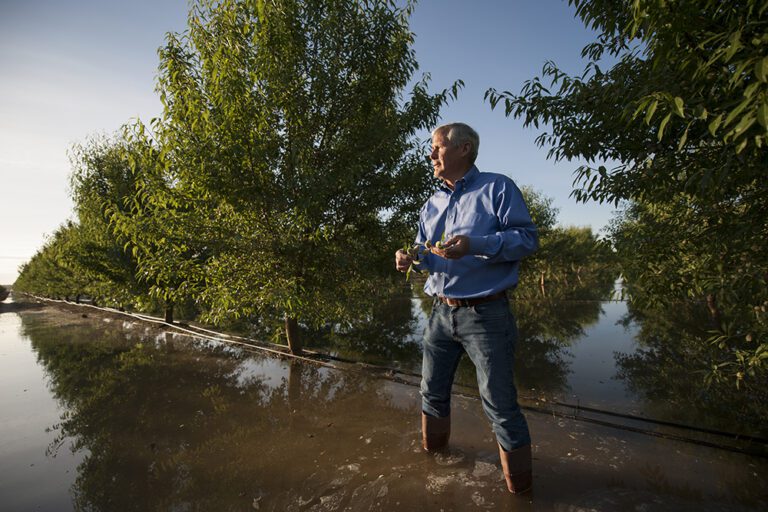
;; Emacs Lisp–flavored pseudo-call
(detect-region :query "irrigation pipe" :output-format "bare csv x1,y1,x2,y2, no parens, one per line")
21,295,340,371
14,294,768,459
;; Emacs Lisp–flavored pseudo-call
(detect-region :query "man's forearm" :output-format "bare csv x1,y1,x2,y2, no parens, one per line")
468,226,539,263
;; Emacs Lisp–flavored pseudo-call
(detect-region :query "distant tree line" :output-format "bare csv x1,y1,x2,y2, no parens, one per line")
515,188,616,301
14,0,615,354
488,0,768,386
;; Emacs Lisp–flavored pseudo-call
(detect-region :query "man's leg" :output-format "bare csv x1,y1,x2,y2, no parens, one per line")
456,299,532,493
420,300,464,451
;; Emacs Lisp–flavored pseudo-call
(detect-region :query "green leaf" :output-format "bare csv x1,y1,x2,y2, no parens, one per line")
743,81,760,100
644,99,658,124
755,56,768,82
723,97,751,128
658,112,672,141
757,102,768,129
730,58,756,87
672,97,684,118
632,97,652,119
730,114,756,137
708,113,723,136
724,30,742,62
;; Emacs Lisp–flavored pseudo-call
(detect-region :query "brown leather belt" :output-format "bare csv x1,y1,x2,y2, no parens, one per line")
437,291,507,307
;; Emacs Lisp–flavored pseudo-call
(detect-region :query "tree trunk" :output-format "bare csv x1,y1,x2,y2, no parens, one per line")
164,303,174,324
706,294,721,327
539,272,546,297
288,360,303,407
285,316,302,355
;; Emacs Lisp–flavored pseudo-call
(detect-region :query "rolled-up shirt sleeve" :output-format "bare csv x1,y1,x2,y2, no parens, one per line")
467,180,539,263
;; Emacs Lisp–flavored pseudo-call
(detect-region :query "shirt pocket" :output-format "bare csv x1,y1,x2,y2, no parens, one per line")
451,211,499,236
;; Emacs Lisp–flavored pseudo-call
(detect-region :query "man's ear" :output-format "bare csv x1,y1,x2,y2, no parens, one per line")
460,141,472,158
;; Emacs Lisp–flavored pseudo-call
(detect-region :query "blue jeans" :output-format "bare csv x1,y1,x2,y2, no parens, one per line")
420,297,531,452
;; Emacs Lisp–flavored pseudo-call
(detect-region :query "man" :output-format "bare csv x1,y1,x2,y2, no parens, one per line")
395,122,538,494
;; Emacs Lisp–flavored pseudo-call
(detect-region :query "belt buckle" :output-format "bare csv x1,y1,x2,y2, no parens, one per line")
441,296,466,307
440,291,505,308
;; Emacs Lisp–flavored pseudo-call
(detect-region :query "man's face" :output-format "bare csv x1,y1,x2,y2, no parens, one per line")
430,131,469,183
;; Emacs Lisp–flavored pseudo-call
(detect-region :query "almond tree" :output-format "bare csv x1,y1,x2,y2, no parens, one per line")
124,0,459,352
487,0,768,384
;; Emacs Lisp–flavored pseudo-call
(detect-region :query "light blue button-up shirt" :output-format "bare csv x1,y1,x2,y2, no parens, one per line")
415,166,538,299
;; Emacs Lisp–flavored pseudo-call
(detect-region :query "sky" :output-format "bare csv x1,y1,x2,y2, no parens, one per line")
0,0,619,284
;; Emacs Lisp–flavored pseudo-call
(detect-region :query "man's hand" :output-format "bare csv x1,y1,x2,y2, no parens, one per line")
433,235,470,260
395,249,413,272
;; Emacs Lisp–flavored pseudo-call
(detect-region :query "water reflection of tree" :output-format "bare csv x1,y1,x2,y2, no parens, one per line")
20,313,415,512
310,290,423,369
615,302,768,437
310,272,616,399
508,271,616,396
511,297,604,395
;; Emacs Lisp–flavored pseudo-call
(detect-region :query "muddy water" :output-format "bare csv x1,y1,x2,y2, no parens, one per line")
1,298,766,511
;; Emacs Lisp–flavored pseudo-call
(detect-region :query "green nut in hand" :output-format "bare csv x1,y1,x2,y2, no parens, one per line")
401,243,426,282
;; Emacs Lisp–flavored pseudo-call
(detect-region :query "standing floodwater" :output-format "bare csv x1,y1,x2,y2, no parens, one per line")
0,296,766,511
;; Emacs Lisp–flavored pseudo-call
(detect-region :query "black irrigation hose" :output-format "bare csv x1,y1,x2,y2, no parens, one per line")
521,404,768,459
17,294,768,459
296,349,768,447
546,401,768,445
387,378,768,460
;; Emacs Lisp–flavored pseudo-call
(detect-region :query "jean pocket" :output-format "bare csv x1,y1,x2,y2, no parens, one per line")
470,300,509,319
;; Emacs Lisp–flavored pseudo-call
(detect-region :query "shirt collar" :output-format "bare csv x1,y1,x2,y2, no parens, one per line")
439,165,480,193
461,165,480,186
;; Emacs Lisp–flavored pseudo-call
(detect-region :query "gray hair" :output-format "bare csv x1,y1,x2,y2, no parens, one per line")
432,122,480,164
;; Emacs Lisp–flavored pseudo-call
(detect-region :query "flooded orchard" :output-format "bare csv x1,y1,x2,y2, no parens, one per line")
0,293,766,511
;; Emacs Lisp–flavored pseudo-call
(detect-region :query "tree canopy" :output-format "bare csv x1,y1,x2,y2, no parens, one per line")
488,0,767,205
17,0,461,353
487,0,768,385
17,0,624,359
138,0,460,351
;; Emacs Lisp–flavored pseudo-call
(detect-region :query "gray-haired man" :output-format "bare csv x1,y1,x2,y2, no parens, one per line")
395,122,538,493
